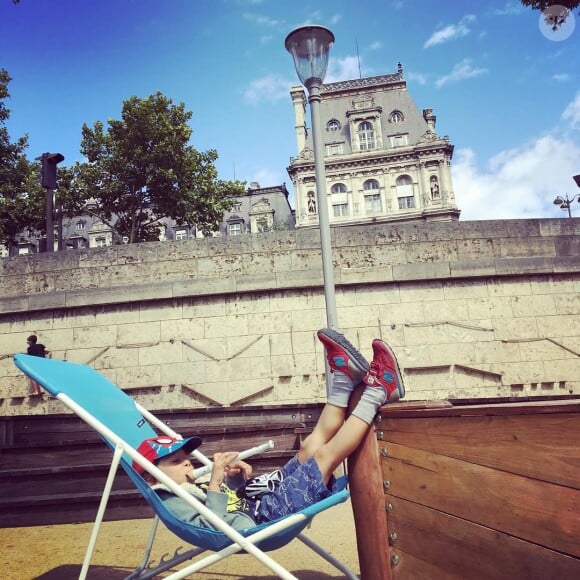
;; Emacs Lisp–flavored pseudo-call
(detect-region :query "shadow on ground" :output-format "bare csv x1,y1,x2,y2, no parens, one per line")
37,564,350,579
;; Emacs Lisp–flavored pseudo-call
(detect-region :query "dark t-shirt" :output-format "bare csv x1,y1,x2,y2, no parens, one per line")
27,343,47,357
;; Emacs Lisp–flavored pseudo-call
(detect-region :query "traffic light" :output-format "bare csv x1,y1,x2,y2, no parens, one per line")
40,152,65,189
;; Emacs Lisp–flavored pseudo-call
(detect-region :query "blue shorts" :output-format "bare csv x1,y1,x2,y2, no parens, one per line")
254,456,337,523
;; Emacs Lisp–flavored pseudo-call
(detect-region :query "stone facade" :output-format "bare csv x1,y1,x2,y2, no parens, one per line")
287,70,459,229
0,219,578,416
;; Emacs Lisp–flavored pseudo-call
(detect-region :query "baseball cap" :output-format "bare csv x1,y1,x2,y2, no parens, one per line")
133,435,203,474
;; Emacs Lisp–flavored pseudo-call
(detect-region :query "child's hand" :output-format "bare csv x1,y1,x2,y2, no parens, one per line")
208,451,240,491
227,460,253,481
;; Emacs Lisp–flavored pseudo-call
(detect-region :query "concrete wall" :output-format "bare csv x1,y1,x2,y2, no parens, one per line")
1,219,578,416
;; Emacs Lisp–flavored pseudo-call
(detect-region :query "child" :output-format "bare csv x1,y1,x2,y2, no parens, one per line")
133,328,405,530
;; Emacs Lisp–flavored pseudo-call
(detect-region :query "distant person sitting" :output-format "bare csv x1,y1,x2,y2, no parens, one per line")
134,328,405,530
26,335,49,396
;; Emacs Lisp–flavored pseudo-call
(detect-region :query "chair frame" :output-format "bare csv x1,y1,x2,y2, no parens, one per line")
14,354,358,580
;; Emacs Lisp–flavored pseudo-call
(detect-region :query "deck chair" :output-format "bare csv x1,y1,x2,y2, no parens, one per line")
14,354,357,580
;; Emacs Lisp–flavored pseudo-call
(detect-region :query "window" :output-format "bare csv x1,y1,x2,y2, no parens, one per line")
233,202,242,212
228,223,242,235
331,183,347,194
326,119,341,132
398,196,415,209
389,110,404,123
95,237,106,247
174,228,188,241
18,247,30,255
358,121,375,150
390,134,409,148
365,194,382,213
363,179,380,191
326,143,344,156
396,175,415,209
333,203,349,217
76,220,85,231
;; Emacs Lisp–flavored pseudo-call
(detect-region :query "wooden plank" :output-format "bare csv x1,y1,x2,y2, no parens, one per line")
391,550,465,580
379,412,580,489
379,398,580,419
387,496,580,580
381,442,580,558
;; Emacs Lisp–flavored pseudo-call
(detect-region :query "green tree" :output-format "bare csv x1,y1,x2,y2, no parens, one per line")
77,92,245,243
0,69,44,249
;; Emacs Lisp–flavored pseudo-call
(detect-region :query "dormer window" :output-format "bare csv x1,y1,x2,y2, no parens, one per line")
389,110,404,123
358,121,375,150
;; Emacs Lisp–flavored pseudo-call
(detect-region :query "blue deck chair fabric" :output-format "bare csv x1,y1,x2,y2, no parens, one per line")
13,354,350,553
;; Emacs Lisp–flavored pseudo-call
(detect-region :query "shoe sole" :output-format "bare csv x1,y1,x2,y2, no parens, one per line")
372,339,405,401
317,328,369,375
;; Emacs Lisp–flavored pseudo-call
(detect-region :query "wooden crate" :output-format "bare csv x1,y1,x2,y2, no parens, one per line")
375,399,580,579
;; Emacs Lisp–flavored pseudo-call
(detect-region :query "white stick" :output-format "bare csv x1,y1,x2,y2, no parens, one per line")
193,439,275,478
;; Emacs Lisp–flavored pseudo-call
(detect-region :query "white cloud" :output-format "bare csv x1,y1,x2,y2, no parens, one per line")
242,13,281,27
452,134,580,220
330,14,342,25
562,91,580,128
406,71,428,85
250,167,286,188
435,58,487,88
424,15,476,48
491,2,523,16
552,73,570,82
244,74,291,104
368,41,383,51
325,56,363,83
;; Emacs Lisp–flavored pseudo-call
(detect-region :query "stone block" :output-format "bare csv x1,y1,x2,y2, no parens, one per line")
204,314,249,339
467,297,514,320
393,261,451,281
73,325,117,349
117,321,161,345
139,300,182,322
172,276,236,299
276,269,323,289
235,273,278,293
131,283,173,303
0,295,29,314
494,256,554,275
450,259,496,279
510,294,557,317
355,284,401,305
401,280,445,302
340,266,393,285
182,295,227,318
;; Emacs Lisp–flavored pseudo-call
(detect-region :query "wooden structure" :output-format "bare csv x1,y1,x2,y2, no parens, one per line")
349,397,580,579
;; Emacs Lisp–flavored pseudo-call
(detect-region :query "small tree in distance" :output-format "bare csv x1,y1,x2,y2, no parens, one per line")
76,91,245,243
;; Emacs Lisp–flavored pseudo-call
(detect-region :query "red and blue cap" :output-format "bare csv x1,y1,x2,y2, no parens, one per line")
133,435,202,474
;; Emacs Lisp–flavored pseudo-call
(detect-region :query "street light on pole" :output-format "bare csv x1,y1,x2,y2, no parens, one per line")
553,176,580,217
285,25,338,331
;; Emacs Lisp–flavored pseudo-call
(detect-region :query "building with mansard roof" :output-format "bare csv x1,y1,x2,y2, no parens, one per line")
1,182,294,257
287,64,460,228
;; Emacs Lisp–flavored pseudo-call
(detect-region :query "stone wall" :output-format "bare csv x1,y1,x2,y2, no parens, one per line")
1,219,578,416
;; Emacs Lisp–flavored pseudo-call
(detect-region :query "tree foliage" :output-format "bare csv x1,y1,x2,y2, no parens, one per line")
0,69,44,248
520,0,579,11
76,92,245,243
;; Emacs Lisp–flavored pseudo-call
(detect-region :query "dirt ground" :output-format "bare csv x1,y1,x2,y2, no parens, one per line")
0,499,360,579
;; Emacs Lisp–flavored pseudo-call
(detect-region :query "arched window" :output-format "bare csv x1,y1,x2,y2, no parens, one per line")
358,121,375,150
389,110,404,124
363,180,381,213
396,175,415,209
363,179,380,190
331,183,347,194
326,119,341,132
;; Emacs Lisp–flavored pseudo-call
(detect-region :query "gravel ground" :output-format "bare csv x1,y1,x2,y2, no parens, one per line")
0,500,359,579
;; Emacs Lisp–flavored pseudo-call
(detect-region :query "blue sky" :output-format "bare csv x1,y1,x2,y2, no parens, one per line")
1,0,579,220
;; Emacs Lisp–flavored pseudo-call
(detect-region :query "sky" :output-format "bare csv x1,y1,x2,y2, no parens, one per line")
1,0,579,220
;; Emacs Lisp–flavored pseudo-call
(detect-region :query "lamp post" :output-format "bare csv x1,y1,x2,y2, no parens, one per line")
553,193,580,218
286,27,392,580
285,25,338,331
553,174,580,218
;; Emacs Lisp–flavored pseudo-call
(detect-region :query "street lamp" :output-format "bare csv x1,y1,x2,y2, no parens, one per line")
553,194,580,217
285,25,338,330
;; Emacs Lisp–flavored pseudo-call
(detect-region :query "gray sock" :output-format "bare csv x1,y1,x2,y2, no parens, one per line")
352,385,386,424
327,371,354,408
